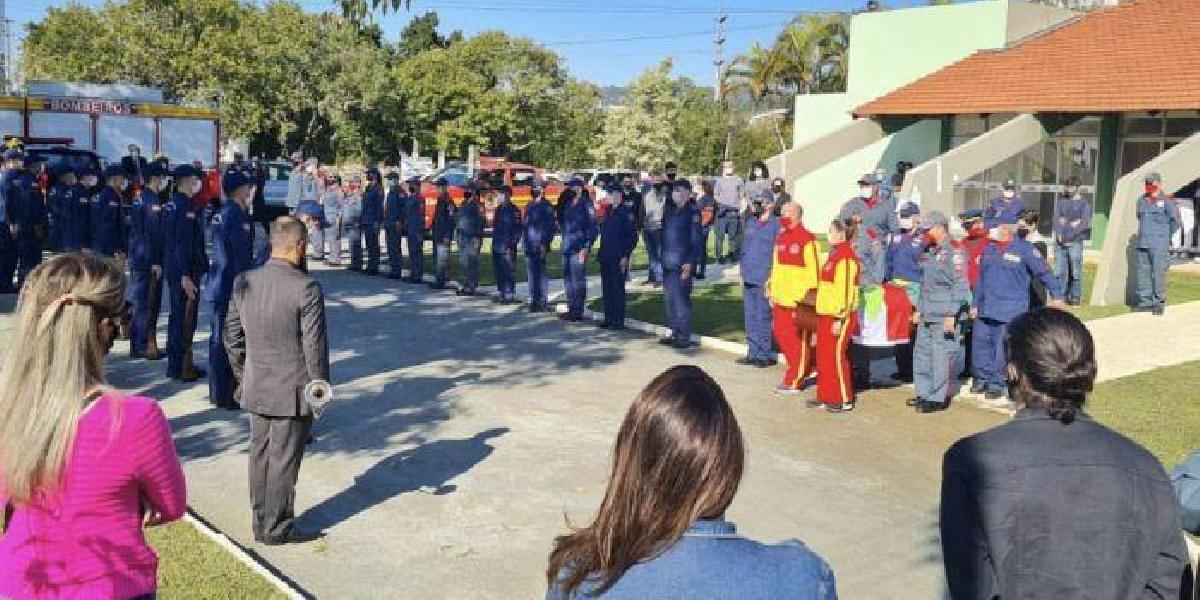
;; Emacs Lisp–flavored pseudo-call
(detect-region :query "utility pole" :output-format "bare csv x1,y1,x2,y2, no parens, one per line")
713,6,726,102
0,0,9,95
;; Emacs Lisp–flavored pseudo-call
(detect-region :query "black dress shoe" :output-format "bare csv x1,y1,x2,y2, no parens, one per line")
983,389,1003,401
825,402,855,413
672,340,698,350
804,399,823,409
658,337,677,346
916,400,946,414
970,381,986,394
608,324,626,331
891,372,913,383
1152,305,1165,316
906,397,921,407
261,528,323,546
736,357,756,366
696,273,706,280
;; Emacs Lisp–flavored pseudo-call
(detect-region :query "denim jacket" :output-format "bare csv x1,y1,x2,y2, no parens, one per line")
547,519,838,600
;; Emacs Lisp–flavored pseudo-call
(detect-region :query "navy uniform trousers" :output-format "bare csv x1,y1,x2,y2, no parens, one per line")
971,317,1009,394
385,222,404,278
600,259,626,326
0,227,16,293
563,252,588,317
166,275,200,378
129,269,164,355
527,251,549,309
663,268,694,341
493,247,517,300
209,300,235,405
742,283,773,361
915,319,960,404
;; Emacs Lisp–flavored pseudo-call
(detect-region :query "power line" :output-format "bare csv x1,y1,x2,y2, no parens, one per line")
539,20,780,46
714,6,726,102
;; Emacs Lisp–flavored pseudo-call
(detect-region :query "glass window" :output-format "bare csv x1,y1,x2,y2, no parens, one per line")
1120,140,1162,175
1123,115,1164,136
988,154,1021,185
1019,141,1057,185
1058,139,1098,187
1057,117,1101,137
953,116,986,136
1165,117,1200,137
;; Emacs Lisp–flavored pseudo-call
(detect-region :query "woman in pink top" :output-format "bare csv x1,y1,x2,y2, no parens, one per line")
0,253,187,600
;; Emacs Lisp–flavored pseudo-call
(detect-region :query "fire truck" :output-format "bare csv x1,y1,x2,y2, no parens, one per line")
417,156,583,228
0,81,222,204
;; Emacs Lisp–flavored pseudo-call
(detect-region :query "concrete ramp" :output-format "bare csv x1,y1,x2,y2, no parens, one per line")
899,113,1047,221
790,119,942,230
1091,130,1200,306
765,118,885,183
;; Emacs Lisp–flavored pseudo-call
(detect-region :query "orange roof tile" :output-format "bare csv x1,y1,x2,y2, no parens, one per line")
854,0,1200,117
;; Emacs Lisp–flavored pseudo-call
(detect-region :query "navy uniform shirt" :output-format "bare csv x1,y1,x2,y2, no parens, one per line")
560,191,598,255
1053,194,1092,244
491,201,522,252
0,168,15,225
984,194,1024,229
975,237,1063,322
52,182,90,249
402,191,426,235
886,230,924,283
739,215,780,286
917,237,970,322
204,201,254,303
1135,192,1181,250
431,193,456,243
661,199,702,271
12,171,46,232
360,184,383,226
165,192,208,280
129,188,169,272
91,186,125,255
384,184,405,225
523,197,557,255
456,198,484,239
598,200,638,264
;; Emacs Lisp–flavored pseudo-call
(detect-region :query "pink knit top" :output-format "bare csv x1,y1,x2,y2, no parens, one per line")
0,393,187,600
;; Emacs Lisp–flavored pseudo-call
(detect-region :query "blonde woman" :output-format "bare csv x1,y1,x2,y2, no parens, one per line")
0,253,186,600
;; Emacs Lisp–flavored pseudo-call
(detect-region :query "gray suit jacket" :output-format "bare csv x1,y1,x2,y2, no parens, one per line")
225,258,329,417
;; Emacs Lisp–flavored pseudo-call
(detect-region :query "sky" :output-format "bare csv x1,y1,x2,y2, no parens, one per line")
8,0,929,87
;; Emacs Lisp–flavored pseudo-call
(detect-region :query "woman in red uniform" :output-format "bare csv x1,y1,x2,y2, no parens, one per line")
809,219,861,413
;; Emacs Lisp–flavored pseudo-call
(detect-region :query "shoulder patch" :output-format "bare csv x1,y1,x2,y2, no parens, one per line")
212,213,223,226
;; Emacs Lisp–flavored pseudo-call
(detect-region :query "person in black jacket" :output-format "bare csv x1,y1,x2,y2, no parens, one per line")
940,307,1190,600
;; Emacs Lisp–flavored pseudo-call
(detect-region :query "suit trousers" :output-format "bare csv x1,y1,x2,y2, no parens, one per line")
600,259,626,326
249,413,312,542
208,300,235,406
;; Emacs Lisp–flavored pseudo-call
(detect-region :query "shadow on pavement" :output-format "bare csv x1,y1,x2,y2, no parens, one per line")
299,427,509,531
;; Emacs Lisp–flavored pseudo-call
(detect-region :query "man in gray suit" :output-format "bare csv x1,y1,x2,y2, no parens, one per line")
225,216,329,545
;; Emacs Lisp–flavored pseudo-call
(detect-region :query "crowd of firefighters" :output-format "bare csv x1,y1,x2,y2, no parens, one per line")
1,143,1184,414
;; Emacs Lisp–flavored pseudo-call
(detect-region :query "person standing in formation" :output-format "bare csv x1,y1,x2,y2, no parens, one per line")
430,178,456,290
456,185,485,296
205,170,257,409
658,179,701,349
810,219,860,413
524,182,557,312
383,171,406,279
559,177,597,322
402,177,426,283
492,185,522,304
712,160,744,265
598,183,638,330
128,163,171,361
165,165,208,383
768,202,819,394
737,193,780,368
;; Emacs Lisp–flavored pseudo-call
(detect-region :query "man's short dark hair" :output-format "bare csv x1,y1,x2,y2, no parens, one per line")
271,216,306,251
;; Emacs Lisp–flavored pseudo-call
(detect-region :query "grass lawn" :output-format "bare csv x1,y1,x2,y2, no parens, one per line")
148,521,288,598
0,517,285,598
1088,360,1198,470
601,263,1200,344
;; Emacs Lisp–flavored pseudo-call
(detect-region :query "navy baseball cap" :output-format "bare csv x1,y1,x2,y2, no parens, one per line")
144,163,168,178
3,149,24,161
172,164,201,179
958,208,985,222
222,170,251,194
385,171,400,180
1002,179,1017,190
898,202,920,218
567,176,585,187
857,173,878,185
102,164,125,178
435,177,448,186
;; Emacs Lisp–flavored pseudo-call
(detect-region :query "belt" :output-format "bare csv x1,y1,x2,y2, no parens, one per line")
718,207,740,217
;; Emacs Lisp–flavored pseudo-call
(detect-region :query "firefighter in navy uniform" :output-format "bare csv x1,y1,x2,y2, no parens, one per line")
92,165,127,258
402,177,426,283
128,163,171,360
523,182,557,311
658,179,702,348
165,165,209,382
491,185,522,303
1134,172,1182,315
429,178,456,289
558,177,597,321
204,170,256,408
597,184,638,329
0,149,21,293
383,171,406,279
12,154,47,289
359,168,384,276
51,166,88,252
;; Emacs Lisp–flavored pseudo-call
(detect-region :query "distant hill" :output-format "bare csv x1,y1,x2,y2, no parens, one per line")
599,86,627,107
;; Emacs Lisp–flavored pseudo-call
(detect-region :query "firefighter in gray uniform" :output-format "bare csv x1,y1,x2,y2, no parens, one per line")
1135,172,1181,315
911,211,970,414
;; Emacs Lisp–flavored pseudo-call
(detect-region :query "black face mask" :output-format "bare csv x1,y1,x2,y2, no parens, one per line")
622,184,634,192
665,172,677,181
750,202,765,217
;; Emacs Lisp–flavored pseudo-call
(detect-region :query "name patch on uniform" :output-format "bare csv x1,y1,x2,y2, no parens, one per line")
108,201,118,207
243,223,252,232
1003,253,1021,262
151,205,162,212
186,211,196,220
212,214,222,225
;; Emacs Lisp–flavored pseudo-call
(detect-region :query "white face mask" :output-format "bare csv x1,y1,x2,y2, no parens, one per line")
82,177,98,187
1002,189,1015,199
988,227,1004,242
899,217,914,230
120,180,130,191
859,187,874,199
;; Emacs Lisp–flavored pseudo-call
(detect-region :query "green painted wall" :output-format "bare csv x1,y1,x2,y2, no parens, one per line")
846,1,1010,109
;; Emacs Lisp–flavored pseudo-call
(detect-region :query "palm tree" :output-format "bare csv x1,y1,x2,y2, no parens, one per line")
336,0,409,23
772,14,849,95
720,43,780,109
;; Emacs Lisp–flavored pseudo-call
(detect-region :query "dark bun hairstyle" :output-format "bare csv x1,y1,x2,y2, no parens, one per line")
1005,307,1097,424
831,218,859,242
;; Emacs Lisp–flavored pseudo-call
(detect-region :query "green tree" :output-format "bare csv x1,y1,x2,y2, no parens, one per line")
591,59,680,171
673,83,726,175
396,12,461,58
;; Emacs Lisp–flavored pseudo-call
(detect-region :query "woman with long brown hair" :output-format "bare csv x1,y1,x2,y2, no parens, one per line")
0,253,186,600
546,365,837,599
